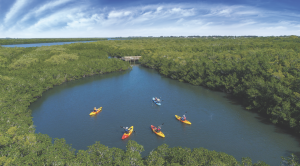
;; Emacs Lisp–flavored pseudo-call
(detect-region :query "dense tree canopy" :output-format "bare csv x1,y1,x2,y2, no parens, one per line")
1,38,300,165
98,37,300,134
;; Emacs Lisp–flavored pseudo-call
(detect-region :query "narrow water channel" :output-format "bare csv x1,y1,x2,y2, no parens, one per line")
1,41,97,47
30,65,300,165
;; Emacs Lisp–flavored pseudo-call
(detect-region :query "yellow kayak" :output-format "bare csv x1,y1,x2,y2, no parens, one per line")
89,107,102,116
122,126,134,139
175,115,191,125
151,125,165,138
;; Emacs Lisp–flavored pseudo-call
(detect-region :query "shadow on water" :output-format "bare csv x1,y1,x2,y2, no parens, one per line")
30,70,130,112
227,93,300,138
219,88,300,161
254,116,273,125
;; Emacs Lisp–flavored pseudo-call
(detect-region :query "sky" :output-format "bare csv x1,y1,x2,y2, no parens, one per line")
0,0,300,38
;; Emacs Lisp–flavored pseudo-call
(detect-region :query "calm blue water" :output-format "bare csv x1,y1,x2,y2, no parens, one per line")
30,65,300,165
1,41,97,48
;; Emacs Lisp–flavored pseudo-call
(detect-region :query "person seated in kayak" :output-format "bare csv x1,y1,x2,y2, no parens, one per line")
93,107,97,112
123,127,130,134
181,115,186,121
155,126,161,132
155,97,158,101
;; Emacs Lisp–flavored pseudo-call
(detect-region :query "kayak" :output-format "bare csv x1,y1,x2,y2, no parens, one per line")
175,115,191,125
151,125,165,138
122,126,134,139
89,107,102,116
152,97,161,105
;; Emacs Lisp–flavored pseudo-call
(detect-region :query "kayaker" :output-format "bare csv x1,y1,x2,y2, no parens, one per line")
155,97,157,101
181,115,186,121
93,107,97,112
123,127,130,134
156,126,161,132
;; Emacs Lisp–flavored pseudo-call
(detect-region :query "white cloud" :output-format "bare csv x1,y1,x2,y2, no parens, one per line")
203,5,261,18
19,0,72,23
235,11,259,15
156,6,163,13
218,9,232,16
108,11,132,19
66,13,104,29
168,7,195,17
27,8,81,32
35,0,72,15
4,0,28,23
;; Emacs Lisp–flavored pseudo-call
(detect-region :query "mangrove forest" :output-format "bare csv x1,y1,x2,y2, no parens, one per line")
0,37,300,165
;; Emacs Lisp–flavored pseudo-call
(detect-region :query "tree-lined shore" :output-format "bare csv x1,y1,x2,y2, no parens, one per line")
99,37,300,135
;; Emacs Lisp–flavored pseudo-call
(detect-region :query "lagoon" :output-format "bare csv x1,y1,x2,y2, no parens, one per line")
29,65,300,165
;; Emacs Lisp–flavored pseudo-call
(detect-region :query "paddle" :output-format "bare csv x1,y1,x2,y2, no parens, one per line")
158,123,164,128
155,123,164,133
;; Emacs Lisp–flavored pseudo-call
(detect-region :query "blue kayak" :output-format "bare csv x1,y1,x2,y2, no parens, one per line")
152,97,161,105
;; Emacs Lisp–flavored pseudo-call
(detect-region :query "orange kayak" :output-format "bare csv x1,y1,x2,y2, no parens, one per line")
122,126,134,139
151,125,165,138
89,107,102,116
175,115,191,125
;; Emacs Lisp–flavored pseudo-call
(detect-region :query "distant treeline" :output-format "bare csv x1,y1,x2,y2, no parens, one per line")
0,38,106,45
0,39,299,165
